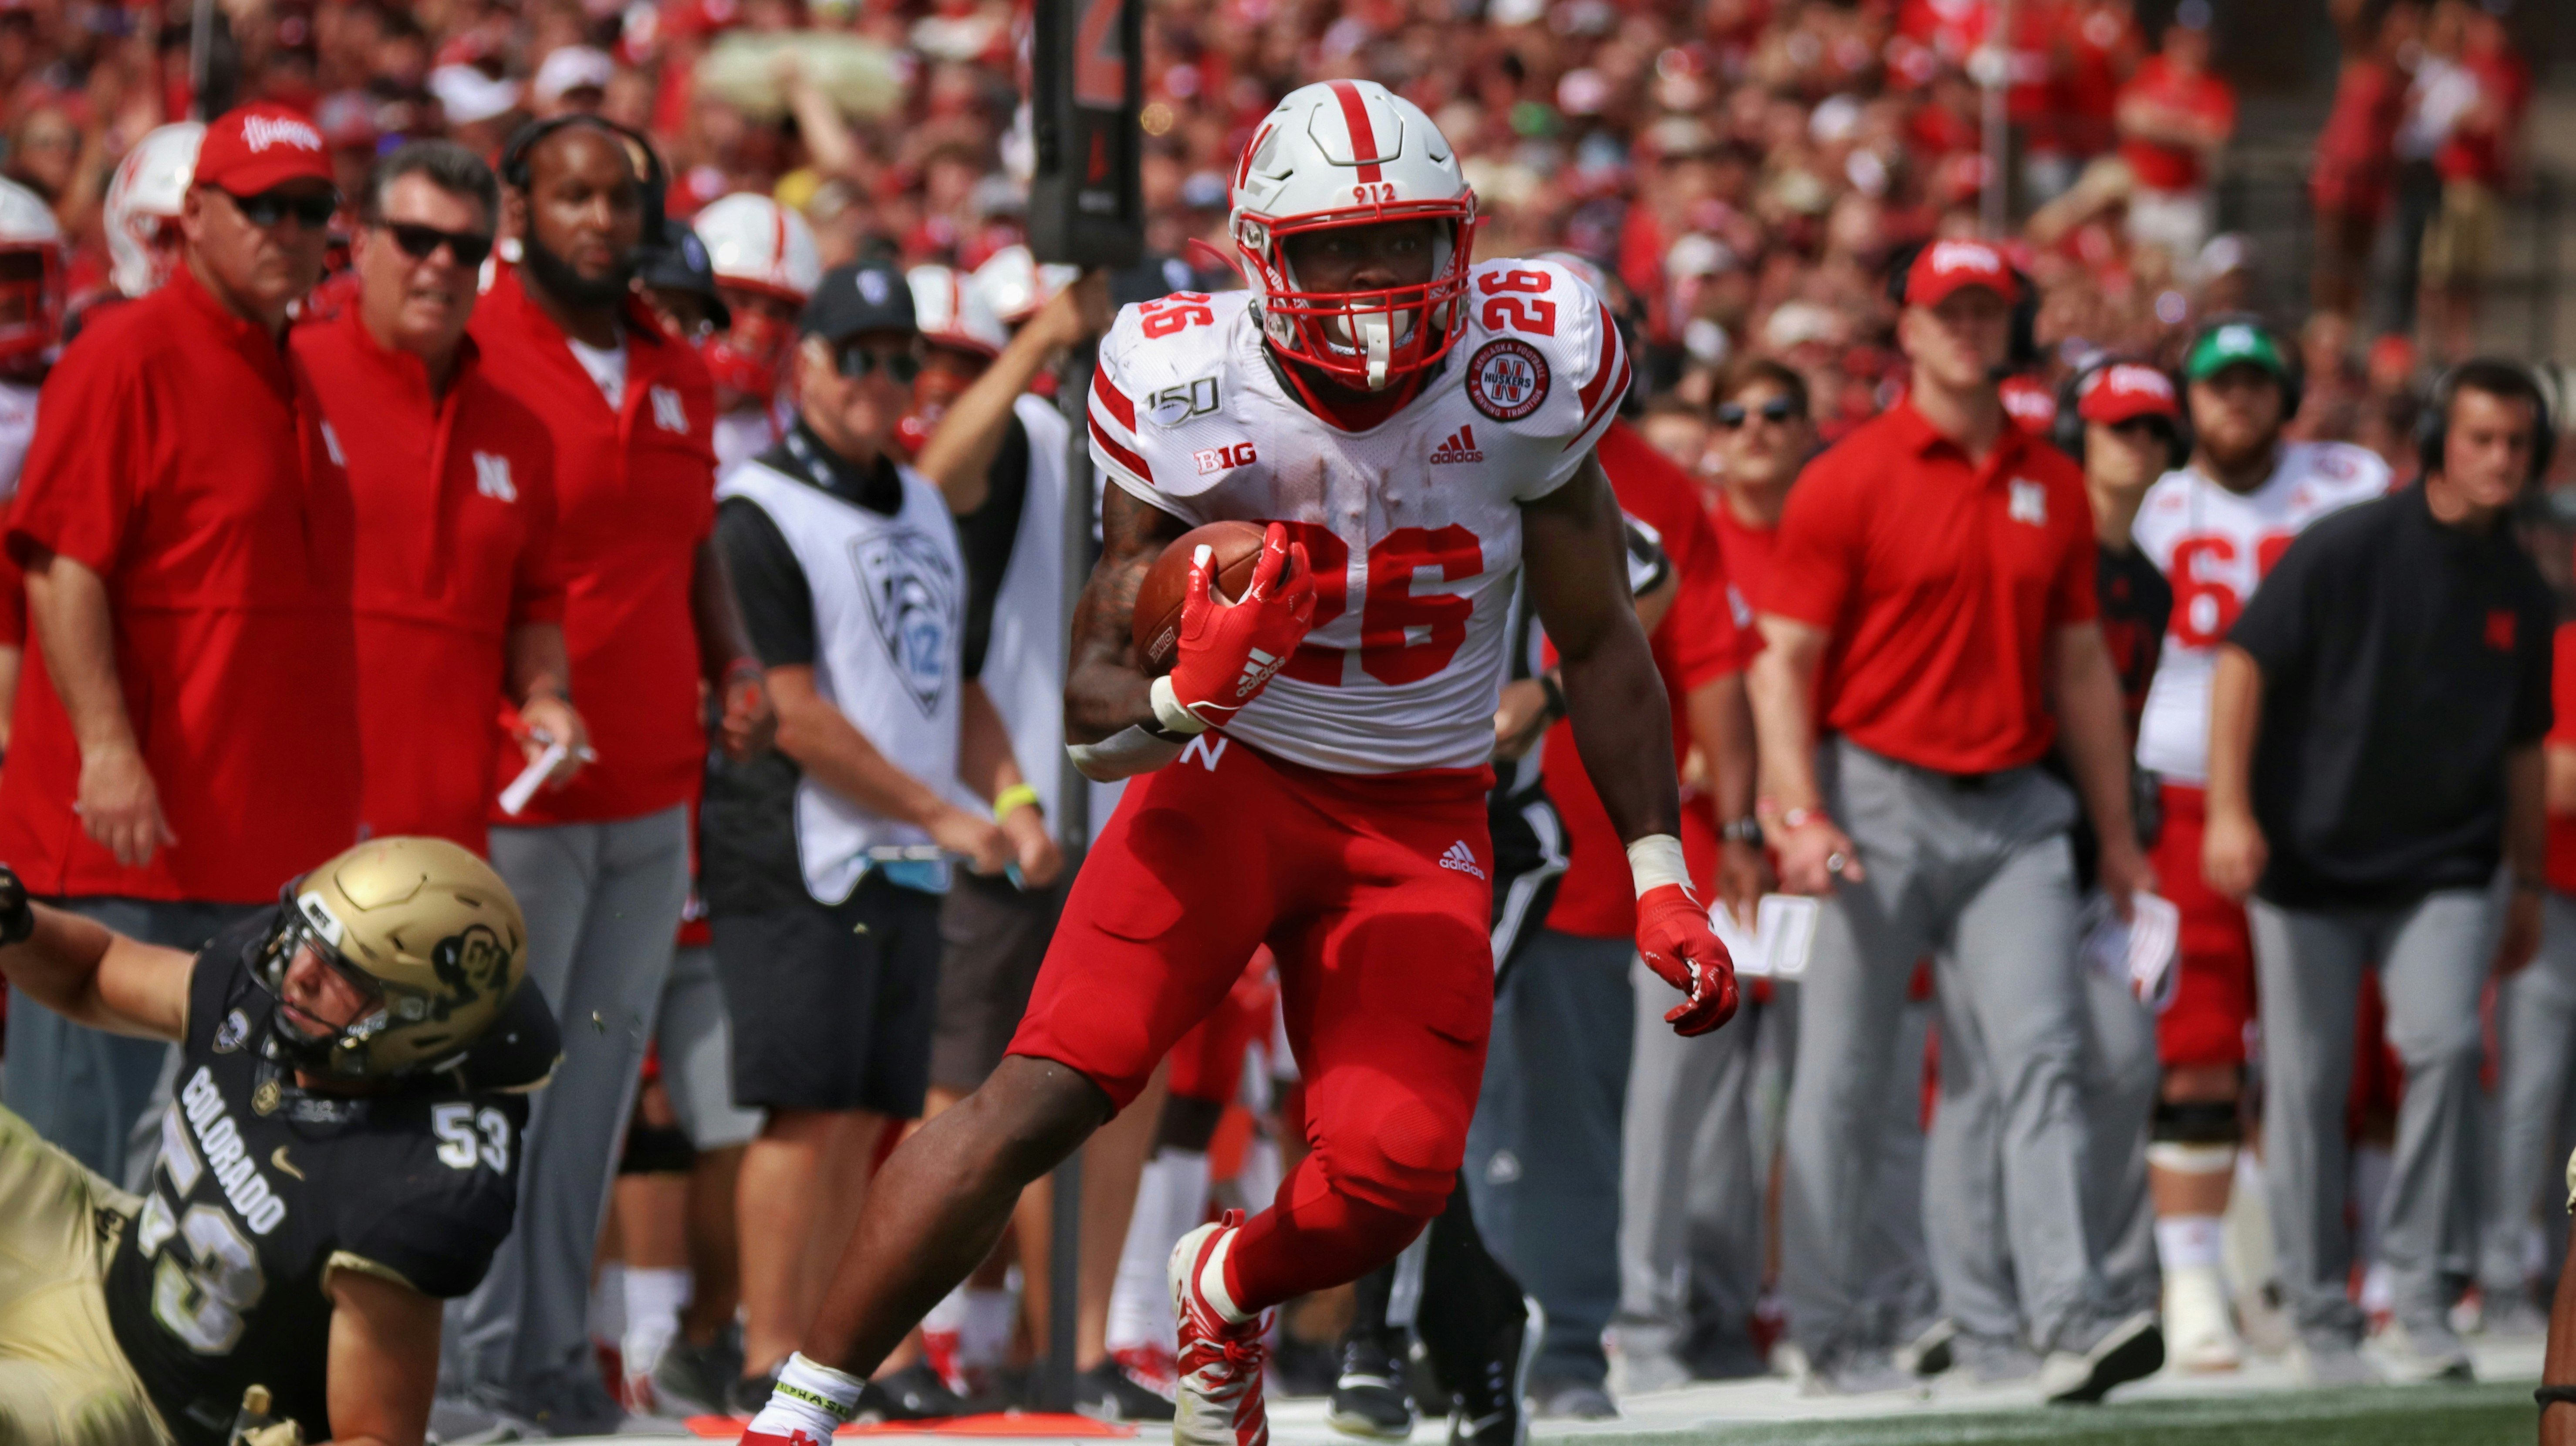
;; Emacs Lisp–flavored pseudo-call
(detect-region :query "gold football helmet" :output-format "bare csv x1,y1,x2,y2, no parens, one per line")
257,837,530,1079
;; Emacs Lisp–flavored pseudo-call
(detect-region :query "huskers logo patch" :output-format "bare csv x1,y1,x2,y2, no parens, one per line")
1465,338,1548,422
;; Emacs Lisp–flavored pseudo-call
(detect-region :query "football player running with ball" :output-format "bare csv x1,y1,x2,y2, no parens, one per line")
741,79,1732,1446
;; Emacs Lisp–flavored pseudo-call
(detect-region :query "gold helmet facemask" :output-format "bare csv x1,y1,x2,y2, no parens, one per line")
255,838,530,1081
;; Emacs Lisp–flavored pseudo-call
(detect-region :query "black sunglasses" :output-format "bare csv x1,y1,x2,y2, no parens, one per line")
1715,397,1803,429
381,221,495,269
225,187,339,230
836,341,923,384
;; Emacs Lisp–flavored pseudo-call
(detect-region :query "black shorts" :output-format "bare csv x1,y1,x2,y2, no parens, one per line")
930,872,1063,1094
712,874,943,1116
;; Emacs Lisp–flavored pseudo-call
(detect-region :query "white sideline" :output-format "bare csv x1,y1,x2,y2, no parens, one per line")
560,1337,2543,1446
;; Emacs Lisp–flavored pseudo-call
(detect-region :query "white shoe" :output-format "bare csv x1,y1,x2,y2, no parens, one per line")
1169,1215,1269,1446
2364,1319,2474,1385
2162,1265,2243,1372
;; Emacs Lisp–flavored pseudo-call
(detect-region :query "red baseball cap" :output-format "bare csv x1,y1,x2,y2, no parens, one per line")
2076,362,2181,426
1904,239,2021,307
194,104,335,196
1999,375,2056,434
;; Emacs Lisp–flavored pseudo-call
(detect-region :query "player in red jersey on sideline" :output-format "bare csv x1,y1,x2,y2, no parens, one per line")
738,78,1732,1446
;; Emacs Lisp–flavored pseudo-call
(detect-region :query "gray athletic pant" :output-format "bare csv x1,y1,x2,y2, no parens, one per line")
661,942,764,1152
2250,889,2495,1346
1616,978,1932,1378
444,806,692,1415
1780,740,2108,1359
1928,956,2161,1344
1464,926,1633,1390
2481,891,2576,1296
1617,964,1770,1379
2,897,261,1181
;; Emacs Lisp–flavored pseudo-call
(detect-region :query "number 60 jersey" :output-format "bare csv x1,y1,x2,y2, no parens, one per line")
101,911,551,1446
1087,258,1629,774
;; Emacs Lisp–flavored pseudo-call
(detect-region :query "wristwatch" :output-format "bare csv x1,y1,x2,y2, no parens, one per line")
1720,816,1765,846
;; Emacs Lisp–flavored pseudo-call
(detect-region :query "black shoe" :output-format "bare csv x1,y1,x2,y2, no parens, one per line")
1271,1334,1340,1399
1327,1330,1417,1440
858,1362,965,1422
1072,1359,1177,1423
725,1366,779,1419
653,1325,746,1416
1450,1295,1543,1446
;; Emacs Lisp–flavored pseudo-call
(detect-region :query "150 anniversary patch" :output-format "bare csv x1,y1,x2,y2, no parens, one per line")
1465,338,1549,422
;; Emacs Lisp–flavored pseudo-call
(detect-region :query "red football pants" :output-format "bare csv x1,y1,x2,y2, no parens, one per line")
1008,737,1496,1312
1166,951,1280,1105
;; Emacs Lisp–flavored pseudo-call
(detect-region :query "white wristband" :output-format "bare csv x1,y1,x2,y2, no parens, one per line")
1627,833,1690,899
1067,725,1187,782
1148,675,1209,736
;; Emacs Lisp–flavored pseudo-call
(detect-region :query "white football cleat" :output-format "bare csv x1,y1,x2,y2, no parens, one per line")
2163,1264,2243,1372
1170,1214,1269,1446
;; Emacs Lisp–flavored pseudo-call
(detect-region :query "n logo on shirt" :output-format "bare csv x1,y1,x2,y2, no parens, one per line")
649,385,689,435
473,452,517,503
319,422,345,467
2007,479,2047,527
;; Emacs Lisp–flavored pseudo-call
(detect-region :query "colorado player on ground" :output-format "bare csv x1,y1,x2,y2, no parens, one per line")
0,837,555,1446
739,78,1733,1446
2128,316,2389,1371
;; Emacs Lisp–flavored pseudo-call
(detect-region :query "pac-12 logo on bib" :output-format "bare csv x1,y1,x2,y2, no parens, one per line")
1466,338,1549,422
851,530,962,716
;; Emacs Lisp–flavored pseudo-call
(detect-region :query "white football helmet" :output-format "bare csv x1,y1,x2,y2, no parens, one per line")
0,177,62,365
908,264,1007,358
692,193,822,303
105,121,204,300
969,243,1078,327
1229,79,1477,392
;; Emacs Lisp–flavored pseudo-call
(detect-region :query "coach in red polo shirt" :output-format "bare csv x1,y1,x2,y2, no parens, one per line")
1748,239,2157,1398
0,103,357,1178
437,116,773,1434
293,139,585,851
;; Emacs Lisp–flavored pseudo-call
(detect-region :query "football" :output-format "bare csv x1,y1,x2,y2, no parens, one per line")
1132,520,1273,675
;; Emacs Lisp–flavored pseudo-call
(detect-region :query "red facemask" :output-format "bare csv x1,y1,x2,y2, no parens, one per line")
701,309,790,405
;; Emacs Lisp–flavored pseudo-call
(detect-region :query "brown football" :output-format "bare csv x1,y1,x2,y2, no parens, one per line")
1132,520,1273,676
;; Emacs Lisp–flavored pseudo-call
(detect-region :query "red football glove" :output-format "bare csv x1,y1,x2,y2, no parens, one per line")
1156,522,1316,732
1637,882,1739,1037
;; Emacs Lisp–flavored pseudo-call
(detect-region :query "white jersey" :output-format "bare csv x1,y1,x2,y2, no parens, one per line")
0,379,37,499
713,392,796,475
1087,259,1629,775
2132,440,2391,783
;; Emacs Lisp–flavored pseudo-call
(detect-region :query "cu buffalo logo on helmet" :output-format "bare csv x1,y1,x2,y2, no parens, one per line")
429,924,512,1021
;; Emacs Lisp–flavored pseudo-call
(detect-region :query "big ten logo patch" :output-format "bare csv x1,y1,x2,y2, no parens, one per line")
1195,442,1258,475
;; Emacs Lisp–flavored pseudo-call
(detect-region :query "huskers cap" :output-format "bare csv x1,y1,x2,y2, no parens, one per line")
1904,239,2021,307
195,104,334,194
2077,363,2181,425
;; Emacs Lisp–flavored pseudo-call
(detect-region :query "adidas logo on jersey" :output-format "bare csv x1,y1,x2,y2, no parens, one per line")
1438,840,1485,879
1429,425,1483,464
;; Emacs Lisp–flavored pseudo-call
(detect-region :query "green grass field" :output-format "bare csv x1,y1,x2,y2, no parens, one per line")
1592,1382,2538,1445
